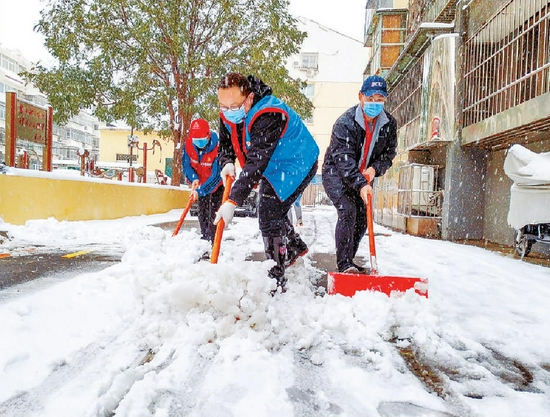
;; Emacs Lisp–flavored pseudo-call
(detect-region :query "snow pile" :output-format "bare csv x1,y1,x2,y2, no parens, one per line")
1,208,550,416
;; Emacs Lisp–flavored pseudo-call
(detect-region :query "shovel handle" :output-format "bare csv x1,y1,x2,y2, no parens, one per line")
172,193,196,237
366,193,378,274
211,175,234,264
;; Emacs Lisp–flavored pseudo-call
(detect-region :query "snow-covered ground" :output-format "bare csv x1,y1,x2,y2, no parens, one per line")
1,206,549,417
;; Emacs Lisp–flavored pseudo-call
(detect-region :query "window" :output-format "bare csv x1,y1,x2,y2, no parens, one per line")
0,82,16,94
0,54,19,73
65,128,87,143
301,83,315,100
300,53,318,70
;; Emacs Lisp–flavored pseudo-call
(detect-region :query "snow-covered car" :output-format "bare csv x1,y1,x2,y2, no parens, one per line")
234,188,259,218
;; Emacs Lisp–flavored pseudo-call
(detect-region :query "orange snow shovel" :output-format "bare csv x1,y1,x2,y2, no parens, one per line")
328,193,428,298
172,187,197,237
211,175,234,264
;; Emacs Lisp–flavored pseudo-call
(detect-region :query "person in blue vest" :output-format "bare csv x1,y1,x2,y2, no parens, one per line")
182,118,224,244
322,75,398,273
214,72,319,292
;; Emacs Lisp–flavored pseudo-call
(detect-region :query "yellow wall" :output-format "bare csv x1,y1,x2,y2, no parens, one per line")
0,175,188,225
394,0,409,8
99,128,174,175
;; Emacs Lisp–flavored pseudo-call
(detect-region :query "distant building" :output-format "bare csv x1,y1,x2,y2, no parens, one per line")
287,17,368,170
98,125,170,184
364,0,409,76
0,44,100,169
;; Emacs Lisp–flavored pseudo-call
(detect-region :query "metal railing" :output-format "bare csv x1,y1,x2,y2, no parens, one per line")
463,0,550,127
386,57,423,132
397,164,443,217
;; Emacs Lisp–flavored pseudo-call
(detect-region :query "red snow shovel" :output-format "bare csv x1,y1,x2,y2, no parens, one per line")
328,193,428,298
172,192,197,237
211,175,234,264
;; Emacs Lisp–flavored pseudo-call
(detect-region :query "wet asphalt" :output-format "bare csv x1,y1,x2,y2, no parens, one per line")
0,220,197,293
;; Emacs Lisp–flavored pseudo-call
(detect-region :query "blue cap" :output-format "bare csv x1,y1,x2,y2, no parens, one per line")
360,75,387,97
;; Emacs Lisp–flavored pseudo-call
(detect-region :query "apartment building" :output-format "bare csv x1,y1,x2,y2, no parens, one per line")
0,44,100,169
366,0,550,255
287,17,368,169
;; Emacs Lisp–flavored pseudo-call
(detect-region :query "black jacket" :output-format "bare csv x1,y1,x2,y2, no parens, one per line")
217,76,287,205
322,105,397,201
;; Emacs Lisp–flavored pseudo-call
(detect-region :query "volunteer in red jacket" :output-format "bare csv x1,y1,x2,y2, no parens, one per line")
182,118,224,243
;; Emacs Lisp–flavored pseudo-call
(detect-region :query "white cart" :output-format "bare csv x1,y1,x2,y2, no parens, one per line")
504,145,550,257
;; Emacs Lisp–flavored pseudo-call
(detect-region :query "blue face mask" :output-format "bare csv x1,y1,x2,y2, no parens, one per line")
222,105,246,124
193,137,209,149
363,102,384,118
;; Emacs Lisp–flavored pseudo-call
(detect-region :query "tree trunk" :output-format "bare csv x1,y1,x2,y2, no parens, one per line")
171,145,183,186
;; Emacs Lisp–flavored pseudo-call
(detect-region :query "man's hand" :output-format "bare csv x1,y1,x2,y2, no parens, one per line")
220,163,236,187
361,167,376,183
214,200,237,227
360,184,373,204
190,180,199,200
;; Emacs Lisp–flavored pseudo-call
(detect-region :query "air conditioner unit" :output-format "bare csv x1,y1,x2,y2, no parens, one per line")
306,68,316,77
411,165,435,208
293,61,300,68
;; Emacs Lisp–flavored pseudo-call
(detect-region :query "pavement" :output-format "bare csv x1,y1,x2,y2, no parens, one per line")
0,220,199,294
2,217,547,298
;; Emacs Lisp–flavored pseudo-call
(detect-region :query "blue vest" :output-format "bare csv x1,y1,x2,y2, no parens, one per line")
226,95,319,201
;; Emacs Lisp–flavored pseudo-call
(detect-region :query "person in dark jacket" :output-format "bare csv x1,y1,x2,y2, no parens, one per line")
182,118,224,243
214,72,319,291
322,75,398,273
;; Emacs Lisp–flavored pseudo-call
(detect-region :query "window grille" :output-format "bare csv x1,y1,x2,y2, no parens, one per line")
463,0,550,127
386,58,423,141
397,164,443,217
300,53,318,70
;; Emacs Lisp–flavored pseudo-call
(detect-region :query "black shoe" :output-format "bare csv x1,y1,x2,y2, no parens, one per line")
264,236,287,294
269,276,288,296
352,262,366,273
286,237,308,267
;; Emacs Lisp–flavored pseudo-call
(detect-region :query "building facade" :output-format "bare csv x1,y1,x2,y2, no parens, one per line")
287,17,368,169
1,44,100,169
365,0,550,255
98,126,170,183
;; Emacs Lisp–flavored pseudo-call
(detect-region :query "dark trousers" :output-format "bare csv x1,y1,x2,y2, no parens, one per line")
334,189,367,271
198,185,224,242
257,162,318,237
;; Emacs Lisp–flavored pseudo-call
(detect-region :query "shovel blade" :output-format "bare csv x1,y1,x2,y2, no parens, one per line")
327,272,428,298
